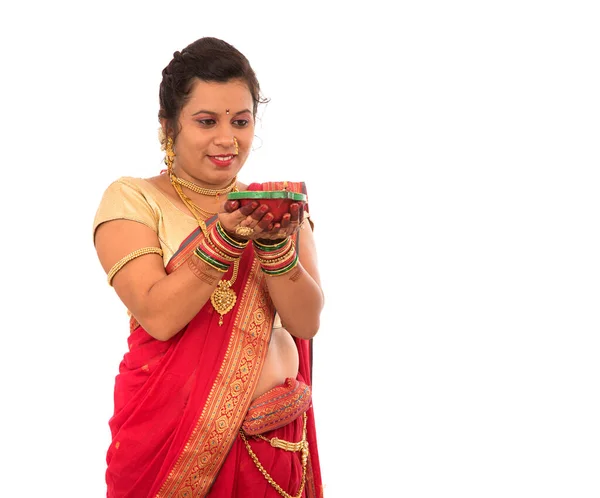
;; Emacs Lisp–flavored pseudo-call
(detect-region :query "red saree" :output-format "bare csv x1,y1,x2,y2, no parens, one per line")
105,182,323,498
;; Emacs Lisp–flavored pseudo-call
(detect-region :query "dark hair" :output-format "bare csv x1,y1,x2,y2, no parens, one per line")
158,37,267,138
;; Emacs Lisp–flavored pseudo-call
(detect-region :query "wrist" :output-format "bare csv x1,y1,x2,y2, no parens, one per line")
255,238,287,246
193,222,248,274
223,227,249,244
253,237,290,250
214,222,249,251
253,237,298,276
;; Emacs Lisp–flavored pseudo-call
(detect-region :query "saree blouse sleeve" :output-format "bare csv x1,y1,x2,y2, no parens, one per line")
93,177,159,239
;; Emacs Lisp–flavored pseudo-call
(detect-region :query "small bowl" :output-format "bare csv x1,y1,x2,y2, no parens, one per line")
227,190,307,223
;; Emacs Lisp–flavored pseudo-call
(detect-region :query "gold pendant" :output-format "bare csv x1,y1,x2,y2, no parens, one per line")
210,280,237,326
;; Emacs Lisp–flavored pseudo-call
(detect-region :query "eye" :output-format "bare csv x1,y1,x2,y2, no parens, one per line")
233,119,249,127
197,119,216,126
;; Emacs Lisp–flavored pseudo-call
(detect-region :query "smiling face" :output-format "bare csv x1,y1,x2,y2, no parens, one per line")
168,78,255,188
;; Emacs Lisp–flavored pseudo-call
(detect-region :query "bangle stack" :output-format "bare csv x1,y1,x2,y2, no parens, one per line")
253,238,299,276
194,221,248,272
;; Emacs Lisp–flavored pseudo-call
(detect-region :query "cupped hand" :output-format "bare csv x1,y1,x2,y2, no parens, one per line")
219,200,304,242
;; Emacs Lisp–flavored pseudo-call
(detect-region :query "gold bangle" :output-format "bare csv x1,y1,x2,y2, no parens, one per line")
107,247,163,286
256,245,296,266
205,238,239,262
253,237,291,251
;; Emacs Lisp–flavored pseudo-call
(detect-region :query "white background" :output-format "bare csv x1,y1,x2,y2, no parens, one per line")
1,1,599,497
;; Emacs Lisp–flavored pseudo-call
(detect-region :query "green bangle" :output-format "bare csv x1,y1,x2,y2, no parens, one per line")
194,247,230,272
216,222,249,249
262,253,299,276
253,238,290,252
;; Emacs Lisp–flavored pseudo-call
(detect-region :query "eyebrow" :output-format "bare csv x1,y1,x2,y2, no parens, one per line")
192,108,252,116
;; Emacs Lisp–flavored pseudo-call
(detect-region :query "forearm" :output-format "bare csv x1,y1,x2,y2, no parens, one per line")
132,222,248,340
263,263,323,339
253,236,323,339
137,256,221,340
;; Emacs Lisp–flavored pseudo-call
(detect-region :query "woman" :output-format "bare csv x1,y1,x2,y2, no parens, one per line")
93,37,324,498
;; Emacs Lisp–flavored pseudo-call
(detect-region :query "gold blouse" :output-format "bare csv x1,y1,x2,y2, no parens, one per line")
93,176,199,266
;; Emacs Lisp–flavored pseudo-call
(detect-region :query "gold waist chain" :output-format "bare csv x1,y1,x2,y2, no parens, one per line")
239,412,308,498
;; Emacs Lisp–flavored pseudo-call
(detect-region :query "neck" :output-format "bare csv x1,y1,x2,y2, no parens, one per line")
169,167,238,203
172,166,235,192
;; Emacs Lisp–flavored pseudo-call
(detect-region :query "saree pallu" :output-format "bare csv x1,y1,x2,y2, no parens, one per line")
106,182,322,498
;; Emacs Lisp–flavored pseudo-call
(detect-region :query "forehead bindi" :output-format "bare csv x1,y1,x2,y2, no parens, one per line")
185,79,253,116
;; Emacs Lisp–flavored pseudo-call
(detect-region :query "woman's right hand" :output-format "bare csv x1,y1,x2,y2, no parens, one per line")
220,200,304,242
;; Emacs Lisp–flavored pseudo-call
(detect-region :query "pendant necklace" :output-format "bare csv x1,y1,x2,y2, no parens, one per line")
170,172,240,325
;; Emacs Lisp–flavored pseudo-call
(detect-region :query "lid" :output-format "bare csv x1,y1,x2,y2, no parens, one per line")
227,190,307,202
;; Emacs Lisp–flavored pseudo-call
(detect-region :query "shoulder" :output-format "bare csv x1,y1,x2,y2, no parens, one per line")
98,176,165,206
105,175,151,192
93,176,160,238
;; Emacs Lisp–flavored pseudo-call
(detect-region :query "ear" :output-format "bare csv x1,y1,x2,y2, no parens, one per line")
159,120,176,152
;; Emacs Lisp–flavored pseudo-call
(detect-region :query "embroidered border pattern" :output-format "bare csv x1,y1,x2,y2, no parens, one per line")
157,259,274,497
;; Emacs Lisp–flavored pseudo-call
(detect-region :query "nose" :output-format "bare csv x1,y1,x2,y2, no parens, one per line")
213,134,235,148
213,121,236,148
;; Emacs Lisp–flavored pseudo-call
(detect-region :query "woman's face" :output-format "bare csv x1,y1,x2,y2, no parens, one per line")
172,78,255,187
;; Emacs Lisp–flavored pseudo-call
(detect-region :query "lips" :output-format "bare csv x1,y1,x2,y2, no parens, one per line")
208,155,235,167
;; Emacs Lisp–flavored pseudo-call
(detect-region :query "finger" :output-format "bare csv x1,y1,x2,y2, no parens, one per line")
289,203,300,223
222,201,259,230
224,200,239,213
249,204,269,222
257,212,274,231
280,213,291,230
240,204,269,230
239,201,259,217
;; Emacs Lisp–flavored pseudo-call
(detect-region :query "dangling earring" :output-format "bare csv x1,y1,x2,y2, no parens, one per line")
165,137,175,175
251,134,263,152
233,136,239,156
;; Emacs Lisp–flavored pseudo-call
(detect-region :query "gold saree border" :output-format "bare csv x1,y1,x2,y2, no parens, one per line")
156,258,274,497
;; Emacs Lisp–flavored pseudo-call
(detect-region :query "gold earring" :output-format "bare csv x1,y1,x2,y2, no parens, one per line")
165,137,175,174
233,137,239,156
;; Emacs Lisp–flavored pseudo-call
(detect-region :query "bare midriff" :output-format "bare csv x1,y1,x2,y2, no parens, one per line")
252,327,299,400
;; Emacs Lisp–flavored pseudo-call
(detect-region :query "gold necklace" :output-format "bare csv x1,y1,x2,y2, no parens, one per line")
171,179,217,226
172,174,238,200
170,173,240,325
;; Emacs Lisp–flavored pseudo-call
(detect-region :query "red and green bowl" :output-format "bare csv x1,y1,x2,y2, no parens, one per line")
227,190,307,223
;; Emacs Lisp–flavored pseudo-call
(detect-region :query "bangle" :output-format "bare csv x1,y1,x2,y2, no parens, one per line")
107,247,163,286
261,252,299,276
205,238,239,262
216,222,249,252
254,238,298,276
194,246,230,272
253,238,290,252
192,222,249,274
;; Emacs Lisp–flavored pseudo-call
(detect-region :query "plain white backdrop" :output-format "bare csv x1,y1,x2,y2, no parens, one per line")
1,1,599,496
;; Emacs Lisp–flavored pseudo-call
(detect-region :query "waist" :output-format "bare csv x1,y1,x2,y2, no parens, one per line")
253,327,299,400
